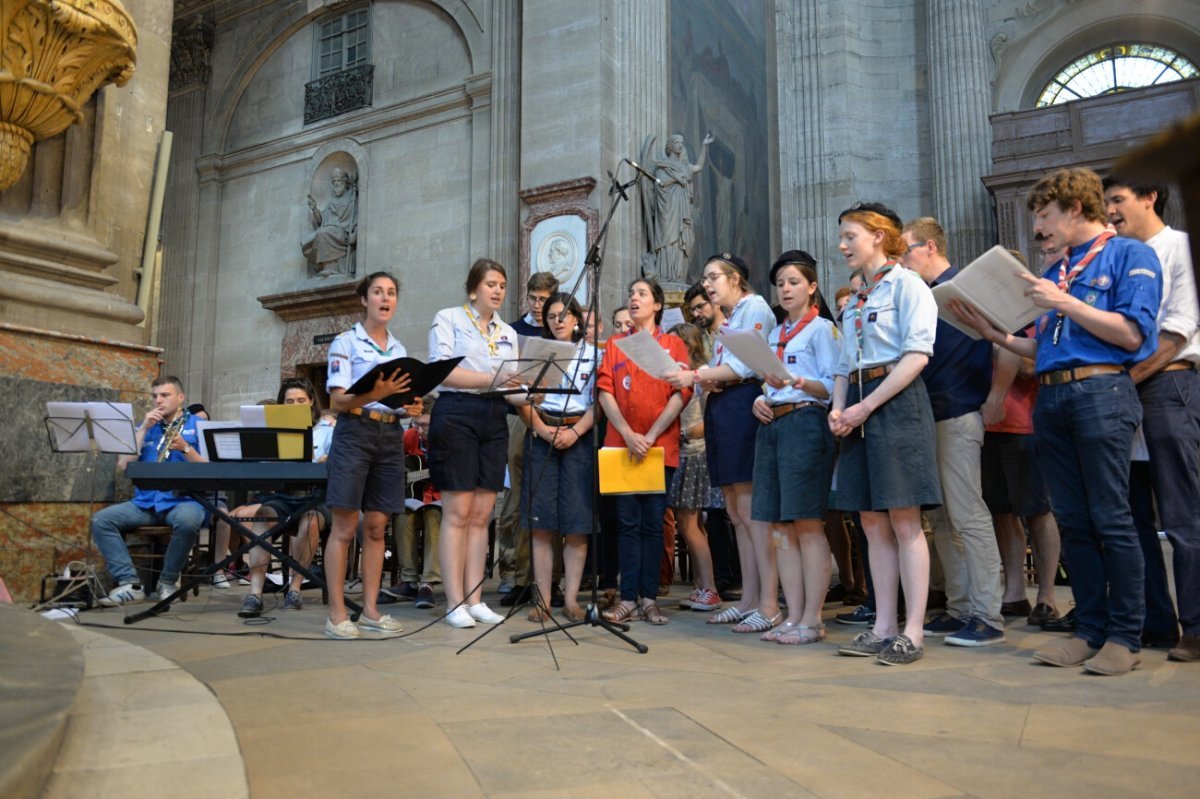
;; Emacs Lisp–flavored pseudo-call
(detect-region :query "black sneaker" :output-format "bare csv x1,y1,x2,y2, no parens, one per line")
500,585,531,607
238,594,263,618
923,611,968,637
381,582,418,601
835,604,876,625
877,633,924,665
414,583,435,609
945,616,1006,647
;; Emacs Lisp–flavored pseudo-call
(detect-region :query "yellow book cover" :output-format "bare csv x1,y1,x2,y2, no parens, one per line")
598,447,666,495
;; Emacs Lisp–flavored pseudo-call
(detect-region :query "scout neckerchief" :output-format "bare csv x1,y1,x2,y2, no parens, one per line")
1052,230,1115,345
463,302,501,356
775,304,819,360
851,261,897,436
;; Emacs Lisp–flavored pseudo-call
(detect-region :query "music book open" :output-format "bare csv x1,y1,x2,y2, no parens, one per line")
346,356,464,408
930,245,1042,340
598,447,666,495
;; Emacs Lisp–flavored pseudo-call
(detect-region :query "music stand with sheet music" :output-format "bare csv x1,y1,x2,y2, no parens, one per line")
44,402,138,560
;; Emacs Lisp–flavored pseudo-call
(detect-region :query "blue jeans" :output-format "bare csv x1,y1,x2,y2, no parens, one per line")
90,501,205,586
614,468,674,602
1139,368,1200,636
1130,461,1178,636
1033,373,1144,651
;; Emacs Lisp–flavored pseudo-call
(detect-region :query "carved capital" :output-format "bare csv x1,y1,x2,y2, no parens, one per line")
0,0,138,190
170,13,214,91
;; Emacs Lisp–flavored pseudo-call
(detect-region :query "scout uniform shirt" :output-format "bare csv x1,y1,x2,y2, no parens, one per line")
428,305,518,393
327,322,409,413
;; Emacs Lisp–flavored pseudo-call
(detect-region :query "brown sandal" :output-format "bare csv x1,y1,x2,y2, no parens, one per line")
527,606,551,622
641,602,669,625
602,600,637,623
561,605,586,622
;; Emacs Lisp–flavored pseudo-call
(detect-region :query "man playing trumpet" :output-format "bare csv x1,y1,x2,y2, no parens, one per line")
91,376,208,606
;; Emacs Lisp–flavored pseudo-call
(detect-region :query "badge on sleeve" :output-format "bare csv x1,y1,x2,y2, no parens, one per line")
787,355,797,365
868,312,878,323
755,323,763,330
1096,274,1112,288
1085,291,1098,305
331,359,342,374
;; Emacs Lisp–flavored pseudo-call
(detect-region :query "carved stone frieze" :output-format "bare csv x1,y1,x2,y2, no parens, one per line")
169,13,213,91
304,64,374,124
0,0,137,190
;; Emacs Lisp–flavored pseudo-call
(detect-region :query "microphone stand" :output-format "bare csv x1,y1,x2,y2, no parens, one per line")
509,163,649,654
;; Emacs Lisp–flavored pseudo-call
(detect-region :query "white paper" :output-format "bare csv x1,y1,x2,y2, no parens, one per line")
661,307,686,331
931,245,1042,339
612,330,682,379
716,328,794,382
194,420,240,461
211,430,245,461
518,336,581,365
44,402,137,454
239,405,267,426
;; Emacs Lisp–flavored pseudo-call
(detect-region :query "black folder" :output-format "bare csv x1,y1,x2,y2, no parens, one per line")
345,356,464,409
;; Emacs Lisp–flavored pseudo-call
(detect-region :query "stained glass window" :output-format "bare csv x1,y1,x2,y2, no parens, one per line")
1037,43,1197,107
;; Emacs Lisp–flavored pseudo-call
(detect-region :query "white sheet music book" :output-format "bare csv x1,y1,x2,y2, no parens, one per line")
44,402,137,454
612,330,681,379
931,245,1042,340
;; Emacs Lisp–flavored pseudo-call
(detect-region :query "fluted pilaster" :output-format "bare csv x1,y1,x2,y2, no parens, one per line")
488,0,521,273
926,0,995,261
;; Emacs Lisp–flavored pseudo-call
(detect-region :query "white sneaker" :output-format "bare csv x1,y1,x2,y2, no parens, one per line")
98,583,145,607
155,582,178,603
358,614,403,634
468,602,504,624
211,572,230,589
325,618,361,639
445,606,476,628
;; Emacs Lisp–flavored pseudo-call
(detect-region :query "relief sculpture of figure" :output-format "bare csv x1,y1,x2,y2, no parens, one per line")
302,166,358,277
638,132,714,284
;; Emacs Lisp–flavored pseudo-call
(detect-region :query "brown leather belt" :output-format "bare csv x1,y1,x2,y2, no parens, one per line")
347,407,399,425
1161,360,1197,373
537,409,583,426
771,401,826,419
717,378,763,388
1038,364,1124,386
849,363,895,385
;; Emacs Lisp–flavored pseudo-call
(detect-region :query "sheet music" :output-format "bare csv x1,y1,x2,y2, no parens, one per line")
716,329,795,382
931,245,1042,340
660,307,686,331
195,421,241,461
518,336,580,365
612,330,681,379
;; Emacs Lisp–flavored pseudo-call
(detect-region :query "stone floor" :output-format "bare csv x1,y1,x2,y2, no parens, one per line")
49,583,1200,799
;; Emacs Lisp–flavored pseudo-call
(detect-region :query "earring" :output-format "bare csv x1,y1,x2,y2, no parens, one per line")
469,293,476,301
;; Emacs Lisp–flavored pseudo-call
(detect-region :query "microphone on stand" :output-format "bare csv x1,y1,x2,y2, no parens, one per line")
624,158,661,185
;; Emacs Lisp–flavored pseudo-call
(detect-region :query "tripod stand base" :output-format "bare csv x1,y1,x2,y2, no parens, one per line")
508,604,648,653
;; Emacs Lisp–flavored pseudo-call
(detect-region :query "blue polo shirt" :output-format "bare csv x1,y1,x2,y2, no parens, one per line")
921,265,993,422
1031,235,1161,373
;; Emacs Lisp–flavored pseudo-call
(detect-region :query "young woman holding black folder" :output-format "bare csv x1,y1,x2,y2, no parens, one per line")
427,258,520,629
322,271,414,640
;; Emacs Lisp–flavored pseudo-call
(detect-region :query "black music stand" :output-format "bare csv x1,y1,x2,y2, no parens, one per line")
506,164,650,655
124,426,361,624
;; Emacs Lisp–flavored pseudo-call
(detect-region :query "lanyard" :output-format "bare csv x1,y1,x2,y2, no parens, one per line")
463,303,501,356
775,305,819,360
1052,231,1114,345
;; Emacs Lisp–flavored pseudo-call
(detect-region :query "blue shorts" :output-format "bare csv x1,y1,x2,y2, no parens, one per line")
428,392,508,492
325,413,406,514
704,382,763,487
981,431,1052,517
520,432,595,535
832,376,942,512
751,405,835,522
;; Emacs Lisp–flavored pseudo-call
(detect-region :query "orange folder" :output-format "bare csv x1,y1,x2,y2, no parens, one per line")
598,446,666,495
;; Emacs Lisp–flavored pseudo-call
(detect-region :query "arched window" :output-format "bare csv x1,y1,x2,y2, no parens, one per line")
1037,43,1197,107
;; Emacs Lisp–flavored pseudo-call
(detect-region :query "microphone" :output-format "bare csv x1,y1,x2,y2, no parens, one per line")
624,158,661,185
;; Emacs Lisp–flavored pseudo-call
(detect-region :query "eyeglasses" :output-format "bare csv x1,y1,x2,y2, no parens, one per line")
905,240,929,254
689,300,710,313
700,272,725,284
527,294,550,305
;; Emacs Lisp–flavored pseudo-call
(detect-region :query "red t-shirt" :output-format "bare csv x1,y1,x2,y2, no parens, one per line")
987,374,1037,435
403,427,440,504
596,328,692,468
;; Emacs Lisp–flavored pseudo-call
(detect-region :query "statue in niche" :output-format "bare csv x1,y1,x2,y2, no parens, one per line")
638,132,714,284
302,166,358,278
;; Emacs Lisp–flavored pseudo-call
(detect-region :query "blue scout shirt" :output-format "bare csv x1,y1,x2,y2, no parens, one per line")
711,293,777,379
1032,235,1162,373
763,317,841,405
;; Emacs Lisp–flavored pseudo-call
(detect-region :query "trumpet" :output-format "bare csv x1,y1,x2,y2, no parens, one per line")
155,410,188,462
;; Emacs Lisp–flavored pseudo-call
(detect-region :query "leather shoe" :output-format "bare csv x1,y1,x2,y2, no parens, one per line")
1001,599,1032,618
1040,608,1076,633
1083,641,1141,675
500,585,531,607
1033,636,1099,667
1141,629,1180,650
1027,602,1059,626
1167,634,1200,662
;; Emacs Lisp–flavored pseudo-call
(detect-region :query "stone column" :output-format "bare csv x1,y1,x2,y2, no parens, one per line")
487,0,521,274
926,0,995,261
